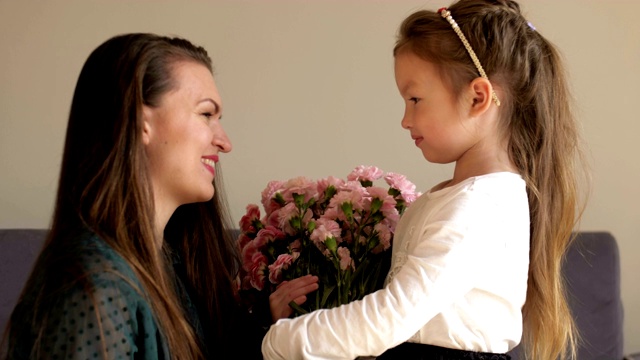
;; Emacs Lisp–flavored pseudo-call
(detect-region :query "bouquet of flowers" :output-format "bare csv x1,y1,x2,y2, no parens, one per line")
236,165,420,316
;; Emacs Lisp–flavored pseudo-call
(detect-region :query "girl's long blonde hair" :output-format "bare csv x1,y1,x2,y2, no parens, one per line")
394,1,587,358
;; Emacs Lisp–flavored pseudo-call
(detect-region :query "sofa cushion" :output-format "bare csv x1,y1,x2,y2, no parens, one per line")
0,229,47,333
508,231,624,360
565,232,624,359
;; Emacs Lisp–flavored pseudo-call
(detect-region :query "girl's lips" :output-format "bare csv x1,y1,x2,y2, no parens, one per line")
414,137,423,147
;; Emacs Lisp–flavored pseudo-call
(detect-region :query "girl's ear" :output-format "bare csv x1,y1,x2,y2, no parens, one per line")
467,77,494,117
141,105,153,145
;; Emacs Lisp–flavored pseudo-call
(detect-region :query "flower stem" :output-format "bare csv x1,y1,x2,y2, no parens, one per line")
288,300,309,315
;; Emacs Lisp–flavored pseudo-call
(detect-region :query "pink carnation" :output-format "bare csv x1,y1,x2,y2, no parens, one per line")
374,222,392,251
237,233,253,252
402,192,421,204
282,176,317,203
239,204,261,233
268,254,295,284
365,186,397,213
322,207,340,221
384,172,418,199
241,238,264,271
277,203,314,235
310,218,341,245
338,181,368,199
255,225,285,245
248,252,267,291
261,180,285,214
347,165,384,182
265,209,280,228
337,247,354,271
317,176,345,198
278,203,299,235
329,188,364,211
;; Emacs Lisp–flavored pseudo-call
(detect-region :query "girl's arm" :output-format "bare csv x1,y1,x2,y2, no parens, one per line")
262,222,486,359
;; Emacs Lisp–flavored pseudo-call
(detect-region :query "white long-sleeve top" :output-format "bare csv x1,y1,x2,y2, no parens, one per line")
262,172,530,360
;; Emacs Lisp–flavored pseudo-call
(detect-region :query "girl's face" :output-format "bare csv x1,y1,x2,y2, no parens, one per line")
142,60,231,211
394,51,480,165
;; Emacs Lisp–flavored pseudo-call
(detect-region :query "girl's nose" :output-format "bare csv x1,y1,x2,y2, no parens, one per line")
400,111,411,130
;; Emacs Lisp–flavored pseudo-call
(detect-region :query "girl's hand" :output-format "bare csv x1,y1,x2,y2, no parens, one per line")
269,275,319,322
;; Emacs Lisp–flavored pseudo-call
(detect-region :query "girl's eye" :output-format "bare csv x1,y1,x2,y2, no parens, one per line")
408,97,420,104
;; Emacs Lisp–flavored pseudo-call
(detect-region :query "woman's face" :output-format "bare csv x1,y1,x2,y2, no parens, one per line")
142,60,231,212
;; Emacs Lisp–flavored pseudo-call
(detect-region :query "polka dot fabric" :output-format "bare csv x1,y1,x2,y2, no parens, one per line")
7,234,170,359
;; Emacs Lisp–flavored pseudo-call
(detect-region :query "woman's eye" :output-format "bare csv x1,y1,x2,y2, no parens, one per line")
202,112,213,120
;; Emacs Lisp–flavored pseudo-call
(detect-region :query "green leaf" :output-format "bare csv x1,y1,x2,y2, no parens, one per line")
321,284,336,308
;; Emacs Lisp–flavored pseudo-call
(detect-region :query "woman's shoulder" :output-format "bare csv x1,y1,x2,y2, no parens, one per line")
71,232,138,281
8,231,165,359
40,230,151,315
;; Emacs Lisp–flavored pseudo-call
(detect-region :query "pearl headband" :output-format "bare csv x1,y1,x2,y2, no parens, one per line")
438,7,501,106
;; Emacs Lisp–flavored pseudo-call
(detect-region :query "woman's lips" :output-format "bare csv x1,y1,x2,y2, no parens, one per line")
201,155,218,176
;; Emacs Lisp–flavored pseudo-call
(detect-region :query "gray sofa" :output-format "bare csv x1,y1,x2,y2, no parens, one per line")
0,229,627,359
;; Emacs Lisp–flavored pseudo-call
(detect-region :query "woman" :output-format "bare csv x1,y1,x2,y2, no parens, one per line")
2,33,317,359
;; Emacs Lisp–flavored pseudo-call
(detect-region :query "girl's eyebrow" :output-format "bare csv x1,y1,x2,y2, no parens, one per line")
399,80,418,95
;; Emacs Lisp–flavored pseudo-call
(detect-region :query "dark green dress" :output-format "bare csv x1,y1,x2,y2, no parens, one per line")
7,232,197,359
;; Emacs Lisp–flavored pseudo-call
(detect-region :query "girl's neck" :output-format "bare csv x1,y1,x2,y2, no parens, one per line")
449,139,518,188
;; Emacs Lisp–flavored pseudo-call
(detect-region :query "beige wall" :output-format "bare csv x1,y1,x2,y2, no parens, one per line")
1,0,638,353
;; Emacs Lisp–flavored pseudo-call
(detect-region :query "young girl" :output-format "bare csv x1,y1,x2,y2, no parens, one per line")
1,33,317,359
262,0,584,359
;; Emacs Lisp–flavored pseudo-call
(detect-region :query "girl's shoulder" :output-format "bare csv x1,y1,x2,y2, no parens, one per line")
421,172,528,222
428,172,525,198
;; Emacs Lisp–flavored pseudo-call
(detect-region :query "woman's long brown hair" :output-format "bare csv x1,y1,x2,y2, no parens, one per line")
394,1,587,359
2,33,240,359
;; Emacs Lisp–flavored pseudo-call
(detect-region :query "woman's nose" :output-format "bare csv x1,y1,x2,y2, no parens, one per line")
213,124,232,153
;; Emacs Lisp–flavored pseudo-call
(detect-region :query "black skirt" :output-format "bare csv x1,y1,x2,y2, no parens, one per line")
377,342,511,360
